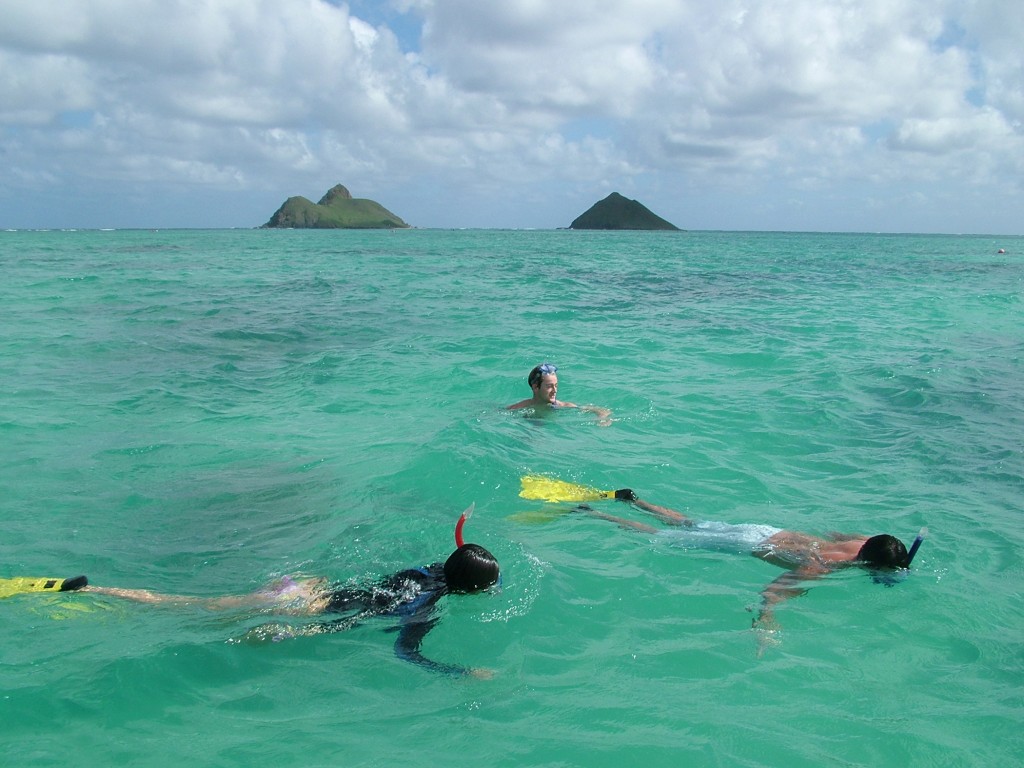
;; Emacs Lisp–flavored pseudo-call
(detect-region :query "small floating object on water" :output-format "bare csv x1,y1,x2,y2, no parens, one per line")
997,248,1006,253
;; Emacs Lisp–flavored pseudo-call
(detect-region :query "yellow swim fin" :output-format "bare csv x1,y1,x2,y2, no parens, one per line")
0,575,88,599
519,475,616,503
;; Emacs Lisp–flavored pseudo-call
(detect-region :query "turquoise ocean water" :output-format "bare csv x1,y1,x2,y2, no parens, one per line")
2,228,1022,766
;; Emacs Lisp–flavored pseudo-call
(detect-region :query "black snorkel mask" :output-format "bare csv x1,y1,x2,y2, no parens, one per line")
872,527,928,586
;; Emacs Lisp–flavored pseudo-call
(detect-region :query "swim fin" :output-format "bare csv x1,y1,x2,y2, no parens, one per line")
0,575,88,599
519,475,617,502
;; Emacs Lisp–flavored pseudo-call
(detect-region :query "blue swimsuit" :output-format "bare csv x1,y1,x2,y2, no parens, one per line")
315,564,471,676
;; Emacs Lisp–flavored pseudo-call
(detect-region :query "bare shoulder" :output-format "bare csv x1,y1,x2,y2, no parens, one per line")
507,399,533,410
819,539,868,563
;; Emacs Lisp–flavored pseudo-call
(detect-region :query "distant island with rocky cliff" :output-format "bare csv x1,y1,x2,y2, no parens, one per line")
570,192,680,230
262,185,409,229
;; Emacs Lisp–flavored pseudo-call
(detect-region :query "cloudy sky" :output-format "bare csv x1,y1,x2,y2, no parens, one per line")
2,0,1021,233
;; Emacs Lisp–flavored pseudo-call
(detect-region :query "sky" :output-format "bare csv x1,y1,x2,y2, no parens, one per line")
1,0,1021,233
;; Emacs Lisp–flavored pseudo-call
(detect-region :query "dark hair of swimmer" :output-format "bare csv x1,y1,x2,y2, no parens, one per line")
443,544,500,593
856,534,910,569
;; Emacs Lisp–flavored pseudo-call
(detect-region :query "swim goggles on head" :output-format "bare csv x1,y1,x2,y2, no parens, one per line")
529,363,557,386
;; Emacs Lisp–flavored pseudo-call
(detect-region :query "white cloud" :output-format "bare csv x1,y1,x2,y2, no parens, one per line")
890,110,1012,154
964,0,1024,125
0,0,1021,232
0,51,96,123
417,0,671,115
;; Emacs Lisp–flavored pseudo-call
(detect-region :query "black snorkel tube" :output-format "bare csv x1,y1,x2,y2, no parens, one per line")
904,526,927,567
873,526,928,586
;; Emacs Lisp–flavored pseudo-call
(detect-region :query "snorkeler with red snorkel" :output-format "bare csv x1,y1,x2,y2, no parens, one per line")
4,506,500,677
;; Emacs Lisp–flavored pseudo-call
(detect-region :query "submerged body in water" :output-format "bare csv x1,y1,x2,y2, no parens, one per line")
579,490,922,652
507,362,612,426
27,534,501,677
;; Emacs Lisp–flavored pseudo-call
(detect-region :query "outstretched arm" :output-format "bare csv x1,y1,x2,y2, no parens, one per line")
243,613,488,680
553,399,612,426
578,404,613,426
751,565,828,654
392,618,491,678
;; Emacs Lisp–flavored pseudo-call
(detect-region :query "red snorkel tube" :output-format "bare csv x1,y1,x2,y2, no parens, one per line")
454,503,475,548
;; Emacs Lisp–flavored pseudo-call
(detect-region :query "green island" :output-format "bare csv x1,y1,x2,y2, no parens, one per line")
262,184,409,229
569,192,681,231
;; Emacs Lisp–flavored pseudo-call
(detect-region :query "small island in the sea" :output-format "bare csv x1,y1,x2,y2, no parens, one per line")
262,184,409,229
569,192,681,231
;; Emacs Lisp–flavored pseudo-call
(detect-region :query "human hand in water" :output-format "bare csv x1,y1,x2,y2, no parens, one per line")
751,612,782,657
614,488,637,501
467,667,496,680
